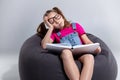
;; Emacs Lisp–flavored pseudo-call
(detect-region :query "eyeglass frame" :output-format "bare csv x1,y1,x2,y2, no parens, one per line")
48,14,61,24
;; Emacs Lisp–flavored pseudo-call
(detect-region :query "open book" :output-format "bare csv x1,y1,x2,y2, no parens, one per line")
46,43,100,55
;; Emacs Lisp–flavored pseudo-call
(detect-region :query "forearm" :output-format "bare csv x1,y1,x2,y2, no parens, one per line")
41,28,53,49
81,34,93,44
81,34,101,54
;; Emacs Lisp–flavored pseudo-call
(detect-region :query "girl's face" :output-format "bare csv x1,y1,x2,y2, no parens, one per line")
47,12,65,29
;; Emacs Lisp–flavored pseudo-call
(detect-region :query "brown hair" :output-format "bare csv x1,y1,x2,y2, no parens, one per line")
37,22,48,38
37,7,70,38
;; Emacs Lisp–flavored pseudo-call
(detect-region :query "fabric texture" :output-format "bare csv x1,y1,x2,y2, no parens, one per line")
19,33,118,80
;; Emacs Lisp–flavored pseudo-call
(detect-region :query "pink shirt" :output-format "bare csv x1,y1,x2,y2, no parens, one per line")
51,23,86,43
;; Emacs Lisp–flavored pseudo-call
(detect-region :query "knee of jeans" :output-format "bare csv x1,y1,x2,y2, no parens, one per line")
60,49,73,60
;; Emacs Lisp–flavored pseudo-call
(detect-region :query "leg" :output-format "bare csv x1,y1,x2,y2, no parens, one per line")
60,49,80,80
78,54,94,80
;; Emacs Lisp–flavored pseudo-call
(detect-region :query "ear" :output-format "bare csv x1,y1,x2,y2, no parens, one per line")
44,23,49,29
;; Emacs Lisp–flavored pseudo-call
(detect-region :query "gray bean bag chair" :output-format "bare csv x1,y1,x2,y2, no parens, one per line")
19,33,118,80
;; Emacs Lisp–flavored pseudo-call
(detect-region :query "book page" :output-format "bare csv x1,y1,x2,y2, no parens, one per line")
46,43,72,51
72,43,100,54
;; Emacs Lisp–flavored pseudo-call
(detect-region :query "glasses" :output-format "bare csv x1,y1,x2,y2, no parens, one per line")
48,14,61,24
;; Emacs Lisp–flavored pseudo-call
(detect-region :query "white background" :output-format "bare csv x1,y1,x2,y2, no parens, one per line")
0,0,119,80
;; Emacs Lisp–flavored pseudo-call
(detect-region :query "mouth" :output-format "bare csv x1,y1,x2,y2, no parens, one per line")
56,22,61,27
55,22,63,29
59,22,62,26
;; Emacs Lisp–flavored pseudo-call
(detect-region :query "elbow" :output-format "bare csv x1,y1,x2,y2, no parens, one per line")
41,41,47,49
41,39,52,49
42,44,46,49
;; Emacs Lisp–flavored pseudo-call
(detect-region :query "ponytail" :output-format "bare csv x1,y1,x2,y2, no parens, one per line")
37,22,48,38
52,7,63,15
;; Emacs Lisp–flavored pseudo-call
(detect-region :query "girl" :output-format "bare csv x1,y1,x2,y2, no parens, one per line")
37,7,101,80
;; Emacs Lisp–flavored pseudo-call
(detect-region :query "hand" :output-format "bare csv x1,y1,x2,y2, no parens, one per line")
94,46,101,54
44,16,54,30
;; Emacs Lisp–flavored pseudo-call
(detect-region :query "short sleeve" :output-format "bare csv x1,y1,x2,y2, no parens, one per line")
50,33,55,41
50,32,61,43
76,23,86,35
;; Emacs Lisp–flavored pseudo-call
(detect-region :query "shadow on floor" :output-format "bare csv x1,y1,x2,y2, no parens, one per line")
2,64,20,80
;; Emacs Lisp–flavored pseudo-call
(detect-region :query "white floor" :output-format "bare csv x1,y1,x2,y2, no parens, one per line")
0,51,119,80
0,52,20,80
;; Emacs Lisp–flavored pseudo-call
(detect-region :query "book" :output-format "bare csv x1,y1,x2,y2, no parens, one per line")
46,43,100,55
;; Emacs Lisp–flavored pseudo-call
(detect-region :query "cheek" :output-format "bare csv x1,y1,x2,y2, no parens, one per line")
61,19,65,26
62,22,64,27
61,18,64,22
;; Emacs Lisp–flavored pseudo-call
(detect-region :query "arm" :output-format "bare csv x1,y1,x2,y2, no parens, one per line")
41,27,54,49
81,34,101,54
41,17,54,49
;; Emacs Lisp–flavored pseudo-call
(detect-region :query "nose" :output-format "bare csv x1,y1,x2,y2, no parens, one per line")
54,19,59,24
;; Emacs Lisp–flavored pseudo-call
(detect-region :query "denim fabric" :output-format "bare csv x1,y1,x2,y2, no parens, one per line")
56,23,82,46
60,32,82,46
